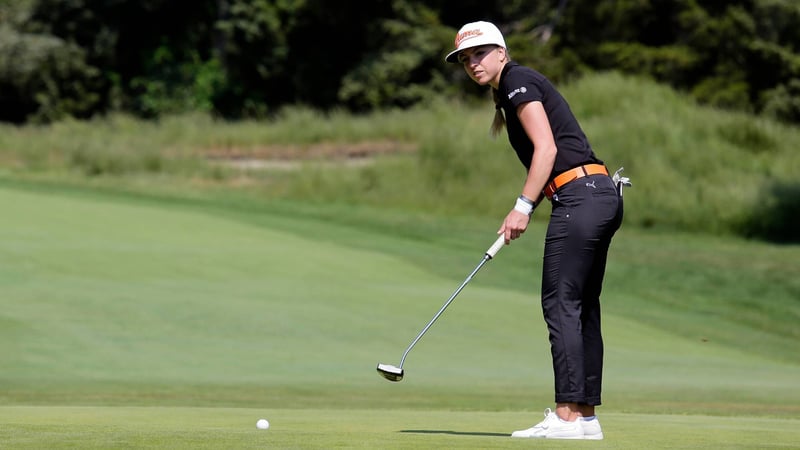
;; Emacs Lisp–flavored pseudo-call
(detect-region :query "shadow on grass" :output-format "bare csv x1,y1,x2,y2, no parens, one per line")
400,430,508,437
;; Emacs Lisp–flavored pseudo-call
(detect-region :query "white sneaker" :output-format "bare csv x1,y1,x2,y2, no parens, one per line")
581,416,604,440
511,408,584,439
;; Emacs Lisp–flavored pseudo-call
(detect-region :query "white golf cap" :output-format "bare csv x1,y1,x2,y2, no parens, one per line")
445,21,506,63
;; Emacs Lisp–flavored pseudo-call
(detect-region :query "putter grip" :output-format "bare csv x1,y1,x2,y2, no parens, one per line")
486,235,506,259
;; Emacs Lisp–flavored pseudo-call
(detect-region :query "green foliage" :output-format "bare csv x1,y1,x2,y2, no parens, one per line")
691,76,752,111
596,42,699,83
754,0,800,48
1,73,798,242
566,72,799,242
0,0,31,22
0,25,102,123
67,141,165,177
760,74,800,123
2,0,800,125
130,51,226,118
338,4,450,110
739,181,800,242
11,0,229,119
559,0,800,122
211,0,299,117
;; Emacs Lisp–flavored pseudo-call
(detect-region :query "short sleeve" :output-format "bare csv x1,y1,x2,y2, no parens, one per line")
501,68,545,109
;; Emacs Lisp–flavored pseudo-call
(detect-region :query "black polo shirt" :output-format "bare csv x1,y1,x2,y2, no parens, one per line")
495,62,601,177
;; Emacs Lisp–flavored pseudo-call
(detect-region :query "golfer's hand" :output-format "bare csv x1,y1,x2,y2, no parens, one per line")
498,209,530,244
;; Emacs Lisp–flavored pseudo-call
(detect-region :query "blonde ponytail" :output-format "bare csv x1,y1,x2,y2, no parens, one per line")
490,89,506,138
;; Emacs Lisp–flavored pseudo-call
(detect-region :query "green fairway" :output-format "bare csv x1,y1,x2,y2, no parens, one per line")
1,185,799,448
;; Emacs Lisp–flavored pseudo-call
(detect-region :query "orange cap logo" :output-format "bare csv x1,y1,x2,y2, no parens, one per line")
454,28,484,47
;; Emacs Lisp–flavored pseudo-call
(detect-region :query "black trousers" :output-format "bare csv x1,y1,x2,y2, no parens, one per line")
541,173,623,406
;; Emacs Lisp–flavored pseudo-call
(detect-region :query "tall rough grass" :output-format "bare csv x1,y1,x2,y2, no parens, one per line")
0,72,798,242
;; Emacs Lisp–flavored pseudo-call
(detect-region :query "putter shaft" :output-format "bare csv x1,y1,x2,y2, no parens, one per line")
378,235,506,381
398,254,491,370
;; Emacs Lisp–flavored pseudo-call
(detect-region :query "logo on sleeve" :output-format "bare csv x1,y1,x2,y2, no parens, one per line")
508,86,527,99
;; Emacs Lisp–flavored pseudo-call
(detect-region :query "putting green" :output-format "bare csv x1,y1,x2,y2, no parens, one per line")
1,185,799,448
1,406,798,449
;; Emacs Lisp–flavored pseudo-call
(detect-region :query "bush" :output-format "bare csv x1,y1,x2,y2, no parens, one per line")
129,51,226,118
740,181,800,243
596,42,699,86
0,25,103,123
760,79,800,123
691,75,752,111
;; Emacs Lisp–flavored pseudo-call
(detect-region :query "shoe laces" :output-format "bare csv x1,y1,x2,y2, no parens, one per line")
536,408,559,428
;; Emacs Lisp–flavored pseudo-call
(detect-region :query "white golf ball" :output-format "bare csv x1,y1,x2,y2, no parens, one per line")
256,419,270,430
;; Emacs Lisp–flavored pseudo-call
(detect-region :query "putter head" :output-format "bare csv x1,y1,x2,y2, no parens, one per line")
376,363,404,382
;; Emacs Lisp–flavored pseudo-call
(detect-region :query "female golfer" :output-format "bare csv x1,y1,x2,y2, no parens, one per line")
445,21,624,440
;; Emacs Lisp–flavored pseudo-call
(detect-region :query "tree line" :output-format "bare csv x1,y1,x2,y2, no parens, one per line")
1,0,798,124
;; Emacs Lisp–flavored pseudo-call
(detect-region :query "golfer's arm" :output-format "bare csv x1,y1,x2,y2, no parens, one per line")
517,101,556,203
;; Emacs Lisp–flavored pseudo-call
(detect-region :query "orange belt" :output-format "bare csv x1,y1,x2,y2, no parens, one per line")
543,164,609,199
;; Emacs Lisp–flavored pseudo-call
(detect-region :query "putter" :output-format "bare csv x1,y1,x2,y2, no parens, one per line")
377,234,507,382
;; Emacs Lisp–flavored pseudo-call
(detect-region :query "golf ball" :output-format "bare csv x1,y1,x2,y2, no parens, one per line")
256,419,270,430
